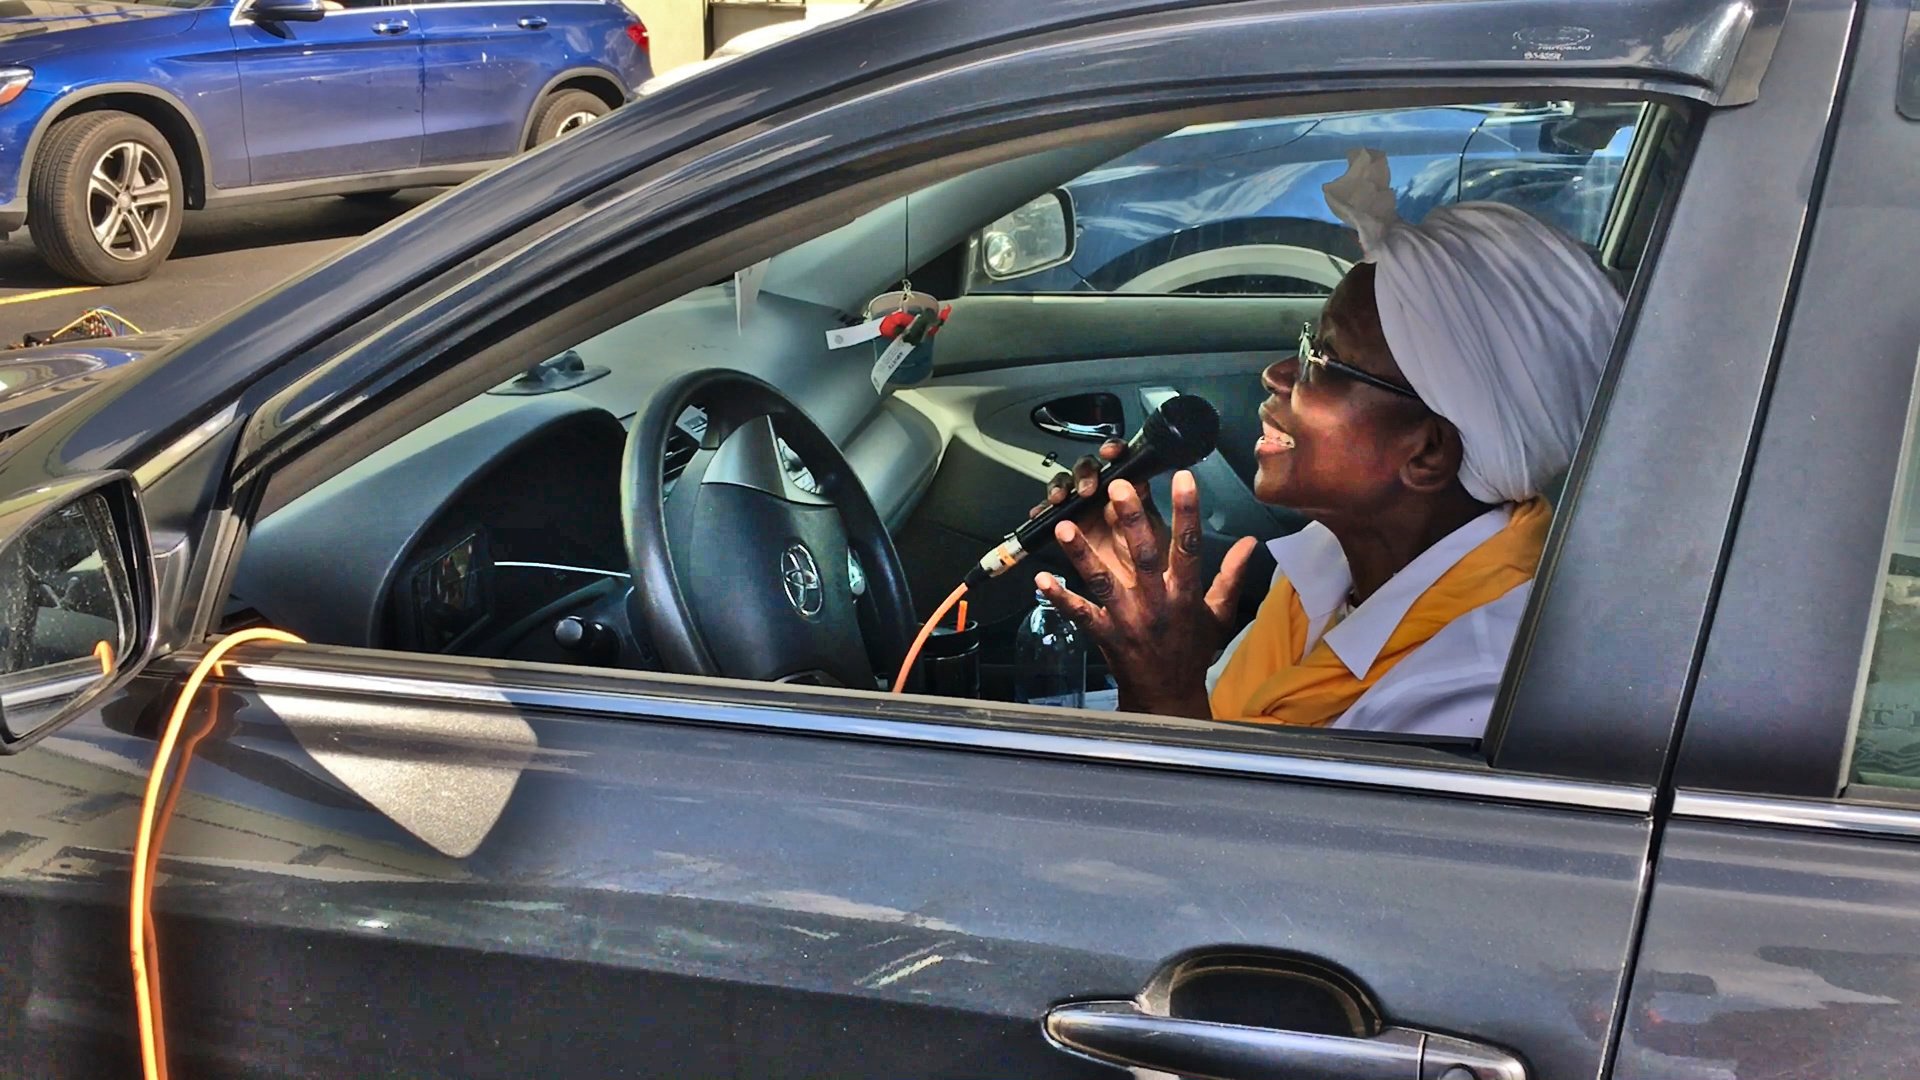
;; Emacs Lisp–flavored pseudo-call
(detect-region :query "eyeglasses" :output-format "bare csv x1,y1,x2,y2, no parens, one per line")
1297,323,1423,401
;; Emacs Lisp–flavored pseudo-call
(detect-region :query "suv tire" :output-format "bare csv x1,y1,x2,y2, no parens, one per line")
29,111,184,286
529,89,610,147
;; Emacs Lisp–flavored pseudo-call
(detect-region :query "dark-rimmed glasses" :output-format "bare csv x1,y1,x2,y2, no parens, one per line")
1297,323,1423,401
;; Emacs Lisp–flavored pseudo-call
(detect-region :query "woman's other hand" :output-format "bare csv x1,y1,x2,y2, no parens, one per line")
1037,471,1258,718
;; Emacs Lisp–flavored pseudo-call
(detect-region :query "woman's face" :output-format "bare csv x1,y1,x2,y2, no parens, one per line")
1254,264,1433,518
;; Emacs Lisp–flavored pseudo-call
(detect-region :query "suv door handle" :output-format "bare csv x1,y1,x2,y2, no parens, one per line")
371,18,409,34
1046,1001,1528,1080
517,15,548,28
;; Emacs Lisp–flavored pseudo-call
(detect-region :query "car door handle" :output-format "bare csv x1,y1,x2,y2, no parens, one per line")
517,15,548,28
1046,1001,1528,1080
1032,404,1120,442
371,18,409,34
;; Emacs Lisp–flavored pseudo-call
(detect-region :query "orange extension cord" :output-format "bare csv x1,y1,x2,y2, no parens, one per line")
889,582,969,695
131,629,304,1080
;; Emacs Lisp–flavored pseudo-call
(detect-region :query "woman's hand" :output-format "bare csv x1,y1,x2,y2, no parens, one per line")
1036,470,1258,719
1029,438,1164,581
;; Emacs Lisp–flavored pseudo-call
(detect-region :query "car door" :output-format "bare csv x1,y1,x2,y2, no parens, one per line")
228,0,424,184
412,0,574,163
1613,1,1920,1074
0,0,1826,1076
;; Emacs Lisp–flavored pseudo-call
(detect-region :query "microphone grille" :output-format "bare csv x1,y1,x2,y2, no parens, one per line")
1150,395,1221,467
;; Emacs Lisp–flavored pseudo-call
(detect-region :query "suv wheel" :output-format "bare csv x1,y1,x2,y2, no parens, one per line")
529,89,610,147
28,111,184,285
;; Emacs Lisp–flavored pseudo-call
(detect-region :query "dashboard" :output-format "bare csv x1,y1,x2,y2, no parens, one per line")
231,396,631,655
378,413,627,655
227,289,946,664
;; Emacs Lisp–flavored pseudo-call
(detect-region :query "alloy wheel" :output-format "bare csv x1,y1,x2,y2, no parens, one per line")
555,111,600,137
87,141,171,262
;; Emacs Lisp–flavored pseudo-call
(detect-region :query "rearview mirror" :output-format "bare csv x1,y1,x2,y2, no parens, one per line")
975,189,1076,281
247,0,328,24
0,475,153,753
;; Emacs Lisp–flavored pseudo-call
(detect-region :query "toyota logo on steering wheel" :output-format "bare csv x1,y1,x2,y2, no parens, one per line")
781,543,825,618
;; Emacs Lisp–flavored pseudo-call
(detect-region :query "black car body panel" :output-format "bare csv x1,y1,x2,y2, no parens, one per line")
20,656,1654,1077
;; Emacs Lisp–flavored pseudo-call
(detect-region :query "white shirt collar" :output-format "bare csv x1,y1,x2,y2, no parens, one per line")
1264,505,1513,679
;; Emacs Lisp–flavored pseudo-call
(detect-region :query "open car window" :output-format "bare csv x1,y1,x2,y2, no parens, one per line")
231,93,1685,765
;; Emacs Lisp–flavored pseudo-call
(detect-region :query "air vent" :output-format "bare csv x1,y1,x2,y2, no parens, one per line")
663,426,698,485
663,405,707,488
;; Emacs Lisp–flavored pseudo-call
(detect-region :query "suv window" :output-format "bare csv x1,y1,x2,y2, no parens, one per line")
969,101,1643,297
1849,397,1920,791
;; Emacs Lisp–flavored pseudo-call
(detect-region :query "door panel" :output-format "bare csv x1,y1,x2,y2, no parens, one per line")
0,653,1655,1078
935,293,1315,373
898,289,1319,640
894,350,1299,643
415,2,566,163
230,7,424,184
1616,816,1920,1080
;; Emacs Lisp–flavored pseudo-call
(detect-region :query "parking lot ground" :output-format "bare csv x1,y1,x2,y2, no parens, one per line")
0,190,440,348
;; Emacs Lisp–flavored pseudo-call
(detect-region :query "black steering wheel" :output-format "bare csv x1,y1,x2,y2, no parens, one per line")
622,370,916,688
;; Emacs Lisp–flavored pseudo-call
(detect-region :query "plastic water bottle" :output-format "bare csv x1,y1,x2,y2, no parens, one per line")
1015,590,1087,708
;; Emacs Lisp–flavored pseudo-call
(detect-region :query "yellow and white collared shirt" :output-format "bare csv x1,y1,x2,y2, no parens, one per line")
1205,506,1529,739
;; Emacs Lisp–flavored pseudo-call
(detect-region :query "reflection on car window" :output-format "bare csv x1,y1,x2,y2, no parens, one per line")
972,100,1642,298
1850,405,1920,791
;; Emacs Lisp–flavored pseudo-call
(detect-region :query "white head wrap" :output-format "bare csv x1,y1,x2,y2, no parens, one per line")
1321,148,1622,504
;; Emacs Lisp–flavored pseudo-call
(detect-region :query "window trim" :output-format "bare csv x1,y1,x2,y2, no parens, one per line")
178,645,1654,815
1674,789,1920,841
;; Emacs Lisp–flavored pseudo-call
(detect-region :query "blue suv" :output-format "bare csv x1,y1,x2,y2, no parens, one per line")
0,0,651,285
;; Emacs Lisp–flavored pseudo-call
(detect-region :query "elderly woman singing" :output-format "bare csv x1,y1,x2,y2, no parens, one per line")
1032,149,1624,737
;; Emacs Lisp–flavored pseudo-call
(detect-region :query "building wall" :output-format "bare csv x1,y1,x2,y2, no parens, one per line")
622,0,709,75
621,1,863,77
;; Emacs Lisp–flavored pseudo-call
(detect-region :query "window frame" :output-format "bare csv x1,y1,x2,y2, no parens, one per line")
174,0,1790,788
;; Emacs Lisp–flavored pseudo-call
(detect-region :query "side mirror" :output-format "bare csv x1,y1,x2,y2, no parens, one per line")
974,189,1076,282
247,0,328,24
0,475,154,754
1537,110,1634,157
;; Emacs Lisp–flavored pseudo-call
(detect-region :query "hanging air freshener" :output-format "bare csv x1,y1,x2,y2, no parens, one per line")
863,288,948,394
824,288,952,395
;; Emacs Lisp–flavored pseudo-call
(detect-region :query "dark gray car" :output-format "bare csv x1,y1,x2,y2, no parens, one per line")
0,0,1914,1077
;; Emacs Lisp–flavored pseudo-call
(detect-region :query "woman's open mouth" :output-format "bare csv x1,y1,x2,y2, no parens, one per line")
1258,410,1295,454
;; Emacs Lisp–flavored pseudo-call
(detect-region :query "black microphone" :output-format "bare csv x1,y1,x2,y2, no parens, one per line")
965,394,1221,587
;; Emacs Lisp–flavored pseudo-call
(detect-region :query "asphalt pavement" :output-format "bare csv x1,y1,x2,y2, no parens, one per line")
0,190,441,348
